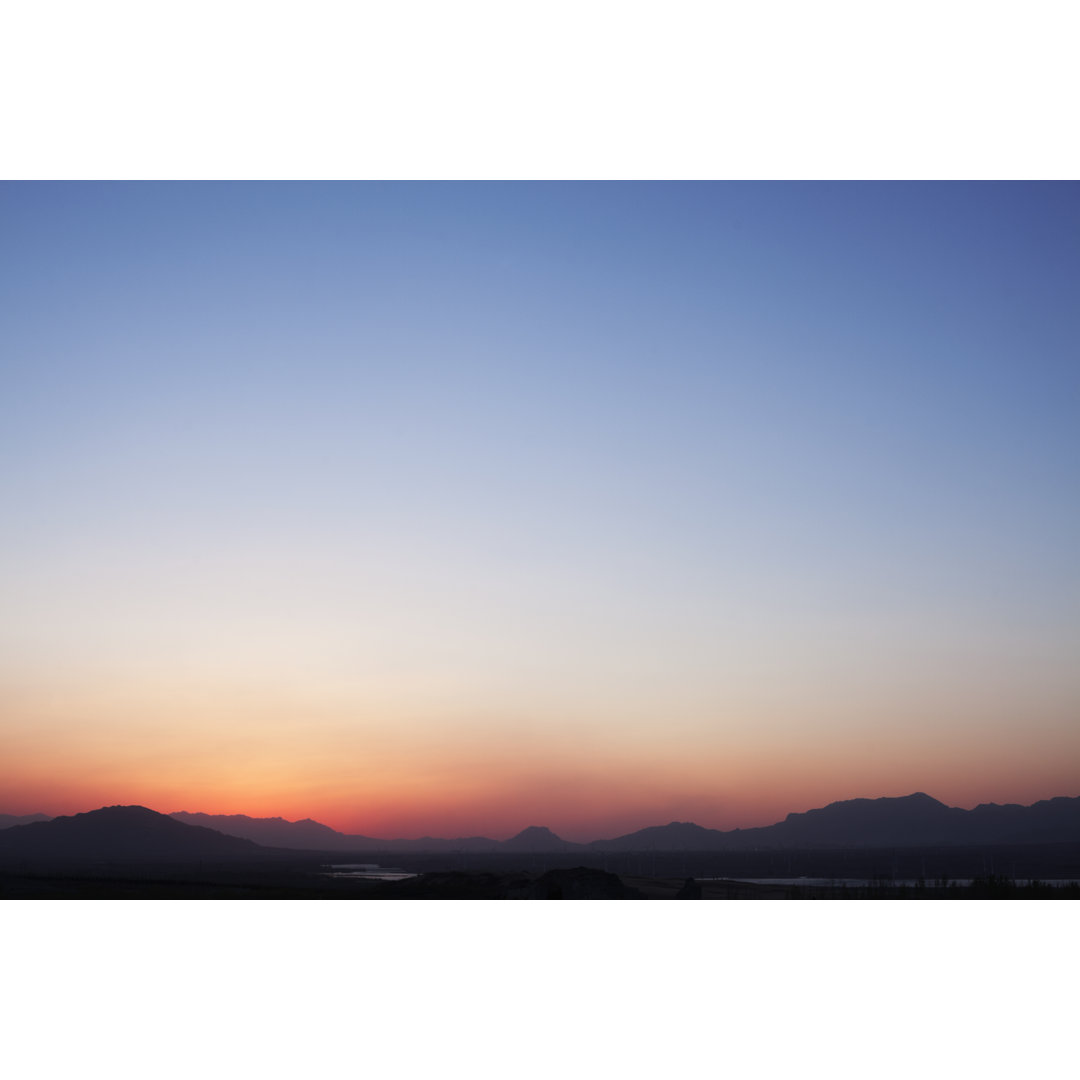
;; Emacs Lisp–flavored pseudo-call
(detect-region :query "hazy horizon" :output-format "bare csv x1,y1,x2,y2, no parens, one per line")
5,788,1079,846
3,182,1078,842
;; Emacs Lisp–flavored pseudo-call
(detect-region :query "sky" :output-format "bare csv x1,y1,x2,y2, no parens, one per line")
1,182,1078,841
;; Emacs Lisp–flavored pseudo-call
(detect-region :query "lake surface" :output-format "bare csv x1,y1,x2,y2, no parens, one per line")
700,877,929,887
704,877,1078,888
322,863,417,881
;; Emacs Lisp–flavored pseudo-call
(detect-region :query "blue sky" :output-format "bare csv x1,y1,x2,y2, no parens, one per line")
1,182,1077,836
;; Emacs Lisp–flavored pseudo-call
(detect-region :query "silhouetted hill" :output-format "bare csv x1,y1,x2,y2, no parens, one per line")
589,820,727,852
760,792,959,847
167,812,509,852
170,811,379,850
29,794,1077,859
591,793,1080,850
957,796,1080,844
165,811,572,853
502,826,582,853
0,813,51,829
0,805,266,861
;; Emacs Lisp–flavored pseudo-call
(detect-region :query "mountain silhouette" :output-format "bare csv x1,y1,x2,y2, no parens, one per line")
588,820,727,852
167,813,506,853
18,792,1074,858
0,813,51,829
0,805,266,861
502,826,582,853
170,811,378,850
755,792,962,847
589,793,1080,850
957,796,1080,844
165,813,582,854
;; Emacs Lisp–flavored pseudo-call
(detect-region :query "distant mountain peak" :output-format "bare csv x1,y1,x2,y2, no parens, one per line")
902,792,944,804
510,825,562,841
589,819,725,851
785,792,948,821
0,812,53,830
0,804,264,860
502,825,579,852
168,810,358,850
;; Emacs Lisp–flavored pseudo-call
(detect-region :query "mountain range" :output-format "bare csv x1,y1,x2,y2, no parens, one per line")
0,813,50,829
168,812,510,852
0,805,264,860
3,794,1079,858
590,793,1080,851
171,793,1080,851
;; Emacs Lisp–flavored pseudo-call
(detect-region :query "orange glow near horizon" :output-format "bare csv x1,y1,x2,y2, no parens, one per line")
3,675,1077,842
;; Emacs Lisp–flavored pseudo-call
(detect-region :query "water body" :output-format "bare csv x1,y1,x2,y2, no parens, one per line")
322,863,417,881
712,877,952,888
706,877,1078,888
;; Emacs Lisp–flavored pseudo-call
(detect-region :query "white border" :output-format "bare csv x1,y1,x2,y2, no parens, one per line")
2,1,1078,178
3,902,1075,1077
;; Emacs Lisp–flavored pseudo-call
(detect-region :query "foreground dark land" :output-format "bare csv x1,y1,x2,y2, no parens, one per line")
3,843,1079,899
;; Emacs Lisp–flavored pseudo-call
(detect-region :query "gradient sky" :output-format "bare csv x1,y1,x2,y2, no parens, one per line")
1,182,1077,840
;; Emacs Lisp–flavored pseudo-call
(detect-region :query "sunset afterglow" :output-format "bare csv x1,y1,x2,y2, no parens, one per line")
2,182,1077,840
